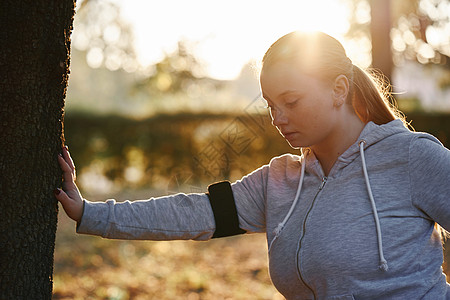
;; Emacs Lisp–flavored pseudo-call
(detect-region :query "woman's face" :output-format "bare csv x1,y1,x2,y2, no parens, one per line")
260,62,340,149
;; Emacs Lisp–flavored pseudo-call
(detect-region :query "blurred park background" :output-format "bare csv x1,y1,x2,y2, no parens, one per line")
53,0,450,299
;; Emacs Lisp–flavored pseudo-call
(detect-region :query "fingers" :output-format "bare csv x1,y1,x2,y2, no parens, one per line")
58,145,78,183
58,154,75,184
56,146,84,223
54,188,83,223
61,146,76,180
62,146,76,174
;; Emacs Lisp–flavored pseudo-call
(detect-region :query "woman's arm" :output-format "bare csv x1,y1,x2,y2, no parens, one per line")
54,146,215,241
55,146,269,240
76,194,215,241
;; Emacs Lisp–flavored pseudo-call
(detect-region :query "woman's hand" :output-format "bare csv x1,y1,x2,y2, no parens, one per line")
54,146,84,223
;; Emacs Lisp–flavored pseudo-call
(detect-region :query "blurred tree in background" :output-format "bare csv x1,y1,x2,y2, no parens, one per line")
134,41,207,95
345,0,450,111
130,41,234,114
348,0,450,72
65,0,143,116
72,0,138,72
66,0,255,116
390,0,450,67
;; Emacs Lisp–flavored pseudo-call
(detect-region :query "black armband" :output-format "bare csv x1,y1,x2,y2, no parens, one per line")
207,181,246,238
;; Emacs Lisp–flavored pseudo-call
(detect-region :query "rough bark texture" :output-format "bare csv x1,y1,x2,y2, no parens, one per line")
0,0,75,298
370,0,393,83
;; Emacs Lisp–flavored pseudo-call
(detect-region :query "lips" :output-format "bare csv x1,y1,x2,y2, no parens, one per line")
282,132,297,139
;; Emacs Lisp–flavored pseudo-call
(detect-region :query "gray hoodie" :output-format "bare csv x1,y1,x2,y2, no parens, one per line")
78,120,450,299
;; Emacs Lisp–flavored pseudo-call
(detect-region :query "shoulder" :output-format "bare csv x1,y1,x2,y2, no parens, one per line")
408,131,450,172
380,123,443,153
235,153,301,186
409,131,443,149
266,153,304,182
268,153,302,169
408,131,447,160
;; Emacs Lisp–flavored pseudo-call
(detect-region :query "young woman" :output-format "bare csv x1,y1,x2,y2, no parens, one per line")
55,31,450,299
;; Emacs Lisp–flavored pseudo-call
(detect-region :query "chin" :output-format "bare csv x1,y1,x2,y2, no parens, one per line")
285,137,311,150
285,140,301,150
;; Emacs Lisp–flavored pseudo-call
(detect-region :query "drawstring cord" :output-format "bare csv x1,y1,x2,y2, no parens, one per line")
268,144,389,272
359,140,389,272
268,151,307,253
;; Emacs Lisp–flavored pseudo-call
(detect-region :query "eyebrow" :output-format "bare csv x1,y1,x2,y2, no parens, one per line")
263,90,298,102
278,90,297,97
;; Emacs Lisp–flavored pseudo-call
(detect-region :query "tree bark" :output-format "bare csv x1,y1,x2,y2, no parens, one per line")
0,0,75,298
370,0,393,83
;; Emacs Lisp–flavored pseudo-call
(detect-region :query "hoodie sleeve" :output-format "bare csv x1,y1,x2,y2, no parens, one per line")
410,134,450,231
231,164,269,234
77,193,216,241
77,164,270,240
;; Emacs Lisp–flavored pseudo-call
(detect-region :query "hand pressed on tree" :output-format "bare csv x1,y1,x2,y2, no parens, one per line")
54,146,84,223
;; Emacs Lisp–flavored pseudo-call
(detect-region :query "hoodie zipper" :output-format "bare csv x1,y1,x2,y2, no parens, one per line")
296,176,327,299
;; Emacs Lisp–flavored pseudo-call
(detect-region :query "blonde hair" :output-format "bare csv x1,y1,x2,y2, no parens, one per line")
261,31,406,126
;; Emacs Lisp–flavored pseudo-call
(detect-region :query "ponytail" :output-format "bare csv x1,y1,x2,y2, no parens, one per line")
353,65,448,240
351,65,407,127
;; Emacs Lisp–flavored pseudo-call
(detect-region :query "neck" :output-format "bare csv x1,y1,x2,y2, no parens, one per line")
311,110,365,176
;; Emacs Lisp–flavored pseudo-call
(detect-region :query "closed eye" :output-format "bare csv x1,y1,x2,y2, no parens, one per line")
285,99,299,108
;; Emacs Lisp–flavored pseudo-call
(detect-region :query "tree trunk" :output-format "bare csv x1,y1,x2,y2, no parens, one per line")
370,0,393,83
0,0,76,298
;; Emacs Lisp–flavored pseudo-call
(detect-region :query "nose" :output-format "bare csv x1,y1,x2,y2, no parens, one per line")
270,107,288,127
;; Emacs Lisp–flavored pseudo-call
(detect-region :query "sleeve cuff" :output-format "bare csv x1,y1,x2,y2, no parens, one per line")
76,199,111,236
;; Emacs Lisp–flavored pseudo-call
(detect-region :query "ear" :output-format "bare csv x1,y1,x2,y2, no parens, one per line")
332,75,349,107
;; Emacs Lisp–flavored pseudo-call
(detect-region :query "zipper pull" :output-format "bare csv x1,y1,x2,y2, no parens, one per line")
319,177,327,190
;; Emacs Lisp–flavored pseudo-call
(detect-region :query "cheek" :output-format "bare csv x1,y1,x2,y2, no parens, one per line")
297,102,321,123
311,96,334,119
300,102,333,131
